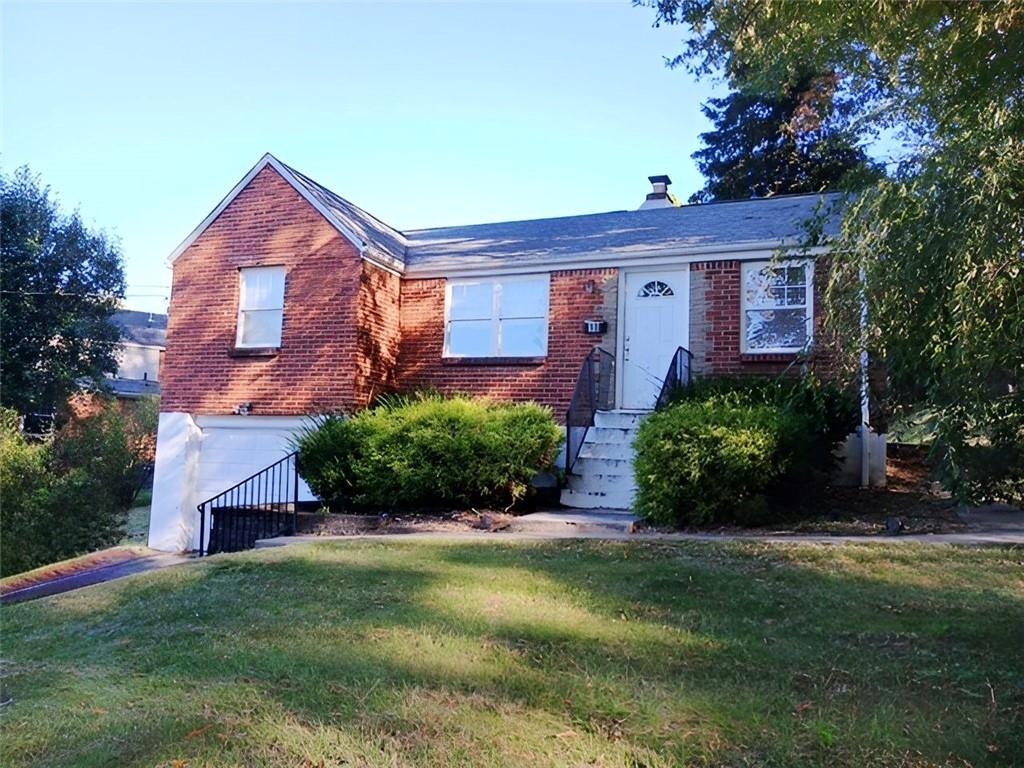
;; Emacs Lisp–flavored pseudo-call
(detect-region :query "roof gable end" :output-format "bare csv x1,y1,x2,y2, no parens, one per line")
167,154,384,266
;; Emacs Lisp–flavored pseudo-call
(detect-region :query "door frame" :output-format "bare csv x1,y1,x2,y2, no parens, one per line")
614,265,691,410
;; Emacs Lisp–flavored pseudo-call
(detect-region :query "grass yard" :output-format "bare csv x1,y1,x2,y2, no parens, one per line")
2,540,1022,767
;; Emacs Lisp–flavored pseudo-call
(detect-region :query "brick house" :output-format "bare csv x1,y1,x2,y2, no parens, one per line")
149,154,838,551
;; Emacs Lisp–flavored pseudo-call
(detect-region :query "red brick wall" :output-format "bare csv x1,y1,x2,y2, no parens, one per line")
160,164,833,418
397,269,617,416
161,165,364,415
354,261,401,407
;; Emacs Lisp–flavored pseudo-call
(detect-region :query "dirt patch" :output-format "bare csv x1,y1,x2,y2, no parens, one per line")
0,546,153,595
782,447,963,535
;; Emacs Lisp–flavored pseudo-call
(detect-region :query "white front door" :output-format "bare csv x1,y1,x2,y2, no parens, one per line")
621,269,690,409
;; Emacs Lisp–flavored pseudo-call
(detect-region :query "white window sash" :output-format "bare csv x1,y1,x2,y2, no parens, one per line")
740,260,814,354
236,266,286,348
444,275,550,358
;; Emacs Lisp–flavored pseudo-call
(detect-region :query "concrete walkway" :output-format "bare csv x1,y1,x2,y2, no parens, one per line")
1,552,190,605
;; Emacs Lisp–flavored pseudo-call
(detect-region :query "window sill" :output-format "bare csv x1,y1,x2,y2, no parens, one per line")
740,352,800,363
441,356,546,367
229,346,280,358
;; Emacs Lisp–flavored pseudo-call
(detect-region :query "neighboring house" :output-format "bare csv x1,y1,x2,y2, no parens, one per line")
109,309,166,400
149,153,841,552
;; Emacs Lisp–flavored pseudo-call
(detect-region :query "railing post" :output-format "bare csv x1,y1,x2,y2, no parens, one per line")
292,452,299,534
198,503,206,556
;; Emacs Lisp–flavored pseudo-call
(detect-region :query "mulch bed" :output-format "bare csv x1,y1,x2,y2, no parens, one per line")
0,546,154,596
297,509,516,537
783,446,963,535
295,446,964,539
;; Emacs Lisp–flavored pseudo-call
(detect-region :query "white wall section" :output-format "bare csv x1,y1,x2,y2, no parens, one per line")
148,414,315,552
148,412,203,552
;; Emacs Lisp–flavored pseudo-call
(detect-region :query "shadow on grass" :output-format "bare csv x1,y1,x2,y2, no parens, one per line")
3,539,1023,767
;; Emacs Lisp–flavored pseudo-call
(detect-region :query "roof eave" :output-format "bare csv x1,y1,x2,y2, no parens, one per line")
403,239,831,278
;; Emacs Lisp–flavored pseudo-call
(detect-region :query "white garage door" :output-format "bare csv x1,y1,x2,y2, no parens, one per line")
194,416,316,505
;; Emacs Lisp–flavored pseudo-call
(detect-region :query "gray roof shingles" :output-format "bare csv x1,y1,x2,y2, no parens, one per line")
281,161,408,266
108,377,161,398
403,193,841,270
278,160,841,272
112,310,167,347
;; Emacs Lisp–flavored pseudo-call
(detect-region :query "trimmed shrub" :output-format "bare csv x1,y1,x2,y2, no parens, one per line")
296,394,563,511
671,376,855,450
634,402,808,527
635,376,857,527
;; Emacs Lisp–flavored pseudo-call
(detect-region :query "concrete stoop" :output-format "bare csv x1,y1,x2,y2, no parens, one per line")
507,510,639,536
560,410,648,510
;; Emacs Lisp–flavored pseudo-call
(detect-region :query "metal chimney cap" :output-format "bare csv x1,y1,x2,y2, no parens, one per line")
648,174,672,186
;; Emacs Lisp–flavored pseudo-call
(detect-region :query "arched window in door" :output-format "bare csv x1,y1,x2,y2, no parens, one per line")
637,280,674,298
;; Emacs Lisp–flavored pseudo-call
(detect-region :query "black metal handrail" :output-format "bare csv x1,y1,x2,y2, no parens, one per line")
565,347,615,475
196,451,300,556
655,346,694,410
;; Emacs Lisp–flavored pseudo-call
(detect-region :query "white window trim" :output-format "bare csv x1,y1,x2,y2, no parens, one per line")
740,259,814,354
443,274,551,358
235,265,287,349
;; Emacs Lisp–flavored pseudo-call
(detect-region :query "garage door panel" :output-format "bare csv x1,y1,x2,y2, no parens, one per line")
197,423,315,503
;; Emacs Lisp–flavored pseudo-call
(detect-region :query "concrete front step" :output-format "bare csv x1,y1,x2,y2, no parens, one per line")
594,410,649,429
560,487,635,510
571,456,634,476
509,509,638,534
583,426,641,445
561,409,650,510
568,472,638,494
577,441,636,461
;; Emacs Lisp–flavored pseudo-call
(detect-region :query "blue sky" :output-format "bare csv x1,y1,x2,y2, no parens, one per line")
2,2,724,314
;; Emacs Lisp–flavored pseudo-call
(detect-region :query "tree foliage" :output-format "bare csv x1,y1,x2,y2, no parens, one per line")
1,167,126,415
0,398,158,576
644,0,1024,502
690,71,878,203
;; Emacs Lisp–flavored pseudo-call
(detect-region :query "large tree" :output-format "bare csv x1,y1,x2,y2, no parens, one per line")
645,0,1024,501
690,71,877,203
1,167,126,414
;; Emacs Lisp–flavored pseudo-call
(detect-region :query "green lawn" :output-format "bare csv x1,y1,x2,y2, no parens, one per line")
2,540,1022,767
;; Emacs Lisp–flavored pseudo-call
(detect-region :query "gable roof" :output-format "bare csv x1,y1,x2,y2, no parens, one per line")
278,160,408,270
167,154,407,271
112,309,168,347
168,154,841,276
403,193,841,273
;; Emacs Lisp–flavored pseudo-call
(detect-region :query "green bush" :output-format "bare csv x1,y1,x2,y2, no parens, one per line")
671,376,855,450
296,394,563,511
0,410,54,575
0,399,157,577
634,401,809,527
635,376,857,527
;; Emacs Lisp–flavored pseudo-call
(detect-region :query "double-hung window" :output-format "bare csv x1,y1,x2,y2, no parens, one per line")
741,260,813,353
236,266,286,348
445,276,549,358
